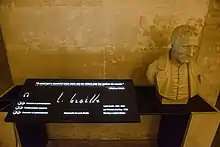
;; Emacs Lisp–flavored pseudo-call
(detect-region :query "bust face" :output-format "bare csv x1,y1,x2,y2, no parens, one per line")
172,36,200,63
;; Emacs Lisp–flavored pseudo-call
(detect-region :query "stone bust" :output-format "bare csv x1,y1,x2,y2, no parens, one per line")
147,25,204,104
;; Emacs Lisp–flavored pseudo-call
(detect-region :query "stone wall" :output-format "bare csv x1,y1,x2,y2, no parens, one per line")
1,0,209,85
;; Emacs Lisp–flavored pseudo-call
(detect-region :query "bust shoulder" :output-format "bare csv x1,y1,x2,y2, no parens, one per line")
157,53,169,71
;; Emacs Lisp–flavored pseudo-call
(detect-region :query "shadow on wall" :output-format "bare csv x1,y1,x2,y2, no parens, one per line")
0,29,13,95
131,51,165,85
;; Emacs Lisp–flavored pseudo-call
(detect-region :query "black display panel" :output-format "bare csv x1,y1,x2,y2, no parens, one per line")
5,79,140,123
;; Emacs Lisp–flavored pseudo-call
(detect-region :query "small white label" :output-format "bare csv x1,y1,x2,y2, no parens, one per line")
108,87,125,90
103,112,126,115
35,82,125,87
63,112,90,115
103,108,123,111
22,111,48,114
26,102,51,105
24,107,47,110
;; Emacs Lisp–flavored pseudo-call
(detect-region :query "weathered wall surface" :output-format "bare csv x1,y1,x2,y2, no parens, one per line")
47,115,160,140
0,29,13,95
1,0,209,85
197,0,220,105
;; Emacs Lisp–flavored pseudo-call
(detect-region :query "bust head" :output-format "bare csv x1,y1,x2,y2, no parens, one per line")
171,25,200,63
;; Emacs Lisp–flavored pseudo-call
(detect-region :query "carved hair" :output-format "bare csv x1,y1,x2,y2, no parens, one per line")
171,25,199,44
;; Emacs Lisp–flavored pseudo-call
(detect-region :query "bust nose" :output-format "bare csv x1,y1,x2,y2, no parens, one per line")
189,50,194,56
188,46,197,56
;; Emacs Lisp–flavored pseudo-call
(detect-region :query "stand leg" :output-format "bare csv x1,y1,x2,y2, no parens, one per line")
157,114,190,147
15,123,48,147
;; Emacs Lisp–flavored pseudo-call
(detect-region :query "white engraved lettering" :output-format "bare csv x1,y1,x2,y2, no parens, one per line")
26,102,51,105
89,94,96,103
17,101,25,105
103,108,123,111
79,99,83,103
108,87,125,90
22,111,48,114
24,107,47,110
69,93,100,104
13,110,21,115
103,112,126,115
85,97,88,103
70,93,77,103
15,106,23,110
57,92,64,103
63,111,90,115
91,94,100,103
35,82,125,87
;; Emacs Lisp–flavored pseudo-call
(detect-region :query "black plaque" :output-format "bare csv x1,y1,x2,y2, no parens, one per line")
5,79,140,123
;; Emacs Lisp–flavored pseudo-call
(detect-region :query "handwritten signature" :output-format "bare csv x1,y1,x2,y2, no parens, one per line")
56,92,100,104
